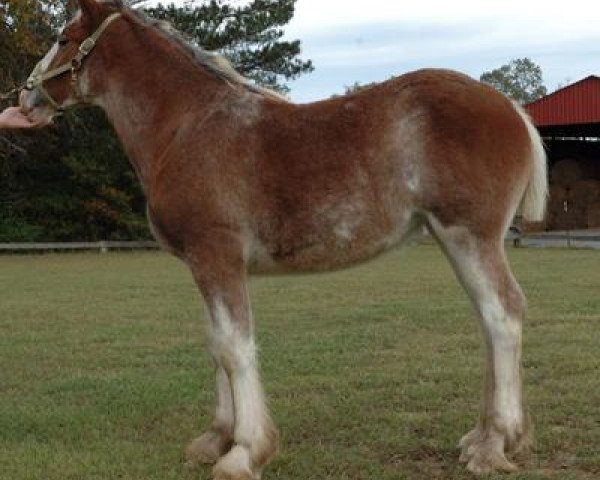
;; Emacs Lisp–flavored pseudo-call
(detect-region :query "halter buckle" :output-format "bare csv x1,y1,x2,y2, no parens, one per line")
79,37,96,55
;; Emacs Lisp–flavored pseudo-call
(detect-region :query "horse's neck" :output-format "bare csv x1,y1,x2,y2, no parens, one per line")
95,28,227,184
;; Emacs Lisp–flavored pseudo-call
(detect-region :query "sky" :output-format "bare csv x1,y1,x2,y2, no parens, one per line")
142,0,600,103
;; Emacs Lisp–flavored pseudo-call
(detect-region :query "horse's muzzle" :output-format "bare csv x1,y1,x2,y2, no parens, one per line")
19,89,55,127
19,88,42,112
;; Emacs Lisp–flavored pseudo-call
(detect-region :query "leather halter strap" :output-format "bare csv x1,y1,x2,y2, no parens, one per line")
26,12,121,110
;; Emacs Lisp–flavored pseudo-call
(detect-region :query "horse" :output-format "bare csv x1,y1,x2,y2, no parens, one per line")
20,0,548,478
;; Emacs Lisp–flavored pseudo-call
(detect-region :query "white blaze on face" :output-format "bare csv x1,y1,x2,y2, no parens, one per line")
20,41,61,122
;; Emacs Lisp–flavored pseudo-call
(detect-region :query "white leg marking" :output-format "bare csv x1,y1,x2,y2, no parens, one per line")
428,215,525,437
480,294,524,432
446,227,524,428
214,365,234,431
210,299,274,475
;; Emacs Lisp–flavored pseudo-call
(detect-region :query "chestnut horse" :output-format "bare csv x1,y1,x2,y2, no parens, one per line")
20,0,548,478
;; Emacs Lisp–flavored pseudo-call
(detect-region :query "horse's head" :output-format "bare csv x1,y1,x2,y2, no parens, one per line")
20,0,124,126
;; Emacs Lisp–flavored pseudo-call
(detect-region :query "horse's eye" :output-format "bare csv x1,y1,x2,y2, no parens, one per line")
58,37,68,46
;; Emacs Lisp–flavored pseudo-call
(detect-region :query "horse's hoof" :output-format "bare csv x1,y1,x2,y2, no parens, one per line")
213,445,258,480
186,430,232,466
466,450,518,475
459,428,519,474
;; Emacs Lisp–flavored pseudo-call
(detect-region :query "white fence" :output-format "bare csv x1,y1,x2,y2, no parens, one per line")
0,233,598,253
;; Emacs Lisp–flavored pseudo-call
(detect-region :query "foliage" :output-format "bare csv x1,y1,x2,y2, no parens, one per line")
0,1,145,241
0,0,61,89
342,81,374,95
480,58,547,104
0,216,45,241
1,106,148,241
0,0,312,242
145,0,313,93
332,76,398,98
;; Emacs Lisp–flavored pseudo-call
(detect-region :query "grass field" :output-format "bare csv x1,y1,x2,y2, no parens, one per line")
0,244,598,480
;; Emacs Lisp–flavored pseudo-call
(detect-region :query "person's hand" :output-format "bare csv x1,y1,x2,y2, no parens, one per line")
0,106,43,129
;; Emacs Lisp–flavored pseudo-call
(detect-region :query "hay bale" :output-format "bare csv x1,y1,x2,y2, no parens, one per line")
549,184,568,205
571,180,600,207
551,158,600,188
538,165,599,230
588,205,600,229
547,205,586,230
552,158,583,187
547,185,570,226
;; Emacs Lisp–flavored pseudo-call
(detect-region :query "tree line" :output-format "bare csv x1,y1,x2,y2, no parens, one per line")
0,0,312,242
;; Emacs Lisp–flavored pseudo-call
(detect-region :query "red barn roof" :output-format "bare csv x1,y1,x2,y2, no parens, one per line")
525,75,600,127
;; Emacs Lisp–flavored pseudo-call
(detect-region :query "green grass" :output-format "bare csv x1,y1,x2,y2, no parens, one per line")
0,245,598,480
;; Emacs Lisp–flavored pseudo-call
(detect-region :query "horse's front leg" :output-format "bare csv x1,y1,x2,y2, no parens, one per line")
186,363,234,465
185,239,278,480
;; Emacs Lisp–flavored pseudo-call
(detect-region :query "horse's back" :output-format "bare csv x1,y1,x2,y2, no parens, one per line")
246,69,533,270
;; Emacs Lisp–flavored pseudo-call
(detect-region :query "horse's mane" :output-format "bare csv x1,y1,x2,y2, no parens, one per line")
103,0,289,102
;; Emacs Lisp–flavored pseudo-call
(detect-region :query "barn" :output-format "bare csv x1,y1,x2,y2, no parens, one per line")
525,76,600,231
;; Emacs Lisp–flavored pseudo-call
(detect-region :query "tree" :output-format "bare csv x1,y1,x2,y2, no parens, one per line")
145,0,313,93
330,76,399,98
343,81,374,95
480,58,547,104
1,0,69,241
0,0,64,90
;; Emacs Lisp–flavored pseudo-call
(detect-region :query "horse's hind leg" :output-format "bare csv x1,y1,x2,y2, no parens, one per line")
427,217,531,474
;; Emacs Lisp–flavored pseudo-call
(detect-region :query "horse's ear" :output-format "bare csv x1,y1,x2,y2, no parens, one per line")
78,0,101,18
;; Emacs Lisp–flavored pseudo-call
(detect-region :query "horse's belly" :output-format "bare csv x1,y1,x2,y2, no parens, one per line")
248,217,416,274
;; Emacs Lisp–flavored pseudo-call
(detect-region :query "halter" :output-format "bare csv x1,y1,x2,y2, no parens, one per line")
25,12,121,111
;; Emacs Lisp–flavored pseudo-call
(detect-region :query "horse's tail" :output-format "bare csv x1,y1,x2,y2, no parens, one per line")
513,102,548,222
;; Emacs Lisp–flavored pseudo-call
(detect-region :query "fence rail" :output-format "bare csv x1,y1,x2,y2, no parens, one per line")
0,241,160,253
1,232,599,253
